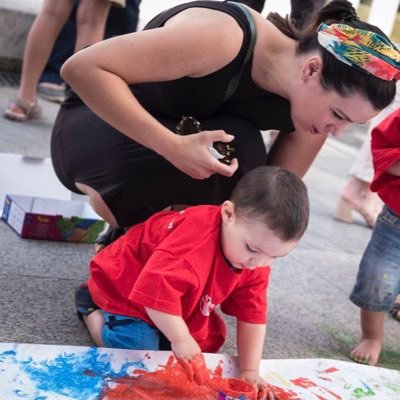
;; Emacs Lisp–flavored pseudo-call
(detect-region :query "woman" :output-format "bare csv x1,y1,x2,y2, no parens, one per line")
51,0,399,232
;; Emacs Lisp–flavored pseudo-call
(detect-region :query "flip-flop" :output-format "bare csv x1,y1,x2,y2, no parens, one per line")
4,98,42,122
389,302,400,322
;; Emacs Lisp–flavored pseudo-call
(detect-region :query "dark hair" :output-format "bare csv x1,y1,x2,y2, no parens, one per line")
230,166,309,241
267,0,396,110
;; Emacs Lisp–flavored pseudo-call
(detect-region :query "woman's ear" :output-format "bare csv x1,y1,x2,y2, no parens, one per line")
301,55,322,82
221,200,236,223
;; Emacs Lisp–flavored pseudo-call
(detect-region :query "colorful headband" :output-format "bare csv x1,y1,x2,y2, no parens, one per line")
317,23,400,81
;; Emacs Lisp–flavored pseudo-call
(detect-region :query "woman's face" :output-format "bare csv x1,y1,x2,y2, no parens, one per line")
290,56,380,137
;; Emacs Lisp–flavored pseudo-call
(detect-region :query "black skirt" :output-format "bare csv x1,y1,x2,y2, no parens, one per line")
51,99,267,227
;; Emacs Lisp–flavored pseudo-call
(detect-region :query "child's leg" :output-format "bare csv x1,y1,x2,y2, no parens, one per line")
75,0,112,52
96,312,167,350
83,310,105,347
18,0,74,103
350,309,384,366
349,206,400,365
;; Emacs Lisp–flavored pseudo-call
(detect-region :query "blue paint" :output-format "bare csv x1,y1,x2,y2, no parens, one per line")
0,349,17,359
5,347,149,399
21,348,148,399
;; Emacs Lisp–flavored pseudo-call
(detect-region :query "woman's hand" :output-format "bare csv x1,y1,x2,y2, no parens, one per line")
239,370,275,400
162,130,238,179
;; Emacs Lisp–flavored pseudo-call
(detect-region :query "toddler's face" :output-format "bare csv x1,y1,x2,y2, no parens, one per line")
220,202,298,270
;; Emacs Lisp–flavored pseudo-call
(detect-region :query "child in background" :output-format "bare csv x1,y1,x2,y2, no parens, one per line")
350,108,400,366
76,166,309,397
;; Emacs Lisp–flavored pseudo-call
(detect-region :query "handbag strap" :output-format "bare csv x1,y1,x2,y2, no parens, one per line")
222,2,257,102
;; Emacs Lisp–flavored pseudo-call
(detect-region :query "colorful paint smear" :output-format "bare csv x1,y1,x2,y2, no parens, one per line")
101,355,257,400
1,344,400,400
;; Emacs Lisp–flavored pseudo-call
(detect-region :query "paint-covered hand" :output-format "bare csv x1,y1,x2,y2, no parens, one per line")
177,353,210,386
172,335,210,385
239,371,275,400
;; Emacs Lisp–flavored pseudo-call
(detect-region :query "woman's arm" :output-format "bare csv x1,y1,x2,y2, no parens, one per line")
61,8,242,179
266,129,328,177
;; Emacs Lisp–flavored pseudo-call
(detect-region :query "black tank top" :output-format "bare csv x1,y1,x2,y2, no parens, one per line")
136,1,295,132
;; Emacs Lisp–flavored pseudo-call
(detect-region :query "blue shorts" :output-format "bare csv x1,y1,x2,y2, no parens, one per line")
350,206,400,311
101,312,171,350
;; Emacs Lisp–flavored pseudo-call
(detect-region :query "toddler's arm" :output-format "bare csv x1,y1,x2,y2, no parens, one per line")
145,307,208,384
237,320,273,399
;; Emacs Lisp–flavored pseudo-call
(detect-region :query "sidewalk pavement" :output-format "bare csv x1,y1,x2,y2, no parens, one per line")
0,81,398,371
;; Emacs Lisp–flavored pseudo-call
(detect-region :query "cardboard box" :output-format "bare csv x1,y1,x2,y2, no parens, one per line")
2,194,105,243
0,154,72,214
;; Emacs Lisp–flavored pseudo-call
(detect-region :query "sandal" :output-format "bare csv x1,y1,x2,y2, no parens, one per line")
4,97,42,122
37,82,66,103
389,303,400,322
75,282,99,322
94,225,125,253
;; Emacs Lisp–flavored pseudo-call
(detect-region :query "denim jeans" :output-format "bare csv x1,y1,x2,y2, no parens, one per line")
350,206,400,311
101,312,171,350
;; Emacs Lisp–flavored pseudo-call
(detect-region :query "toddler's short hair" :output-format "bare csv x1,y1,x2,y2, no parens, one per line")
230,166,309,241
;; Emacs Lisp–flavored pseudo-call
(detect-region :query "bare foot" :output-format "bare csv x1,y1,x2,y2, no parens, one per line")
389,294,400,321
338,176,383,228
350,338,382,366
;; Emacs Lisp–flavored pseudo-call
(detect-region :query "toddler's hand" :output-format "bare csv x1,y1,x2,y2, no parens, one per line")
172,335,209,385
239,371,275,400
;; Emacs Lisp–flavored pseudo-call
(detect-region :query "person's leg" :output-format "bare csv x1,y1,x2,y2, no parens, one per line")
100,312,163,349
7,0,74,117
83,310,105,346
336,85,400,227
350,309,384,366
74,0,112,52
75,182,119,227
349,206,400,365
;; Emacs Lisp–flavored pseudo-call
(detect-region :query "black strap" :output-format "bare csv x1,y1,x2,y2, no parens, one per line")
105,316,138,329
223,2,257,102
144,1,257,104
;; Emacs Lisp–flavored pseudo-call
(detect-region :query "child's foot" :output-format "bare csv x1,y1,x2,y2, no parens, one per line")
350,338,382,366
389,295,400,322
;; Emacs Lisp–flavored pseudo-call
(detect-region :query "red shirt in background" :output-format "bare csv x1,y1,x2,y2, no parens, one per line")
371,108,400,215
88,205,270,352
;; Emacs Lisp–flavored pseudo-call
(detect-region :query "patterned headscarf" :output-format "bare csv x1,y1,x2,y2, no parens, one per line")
317,23,400,81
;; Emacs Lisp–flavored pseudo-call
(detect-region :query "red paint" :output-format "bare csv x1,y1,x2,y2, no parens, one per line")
314,395,327,400
291,377,317,389
321,386,342,400
177,354,210,385
263,384,301,400
102,355,258,400
319,367,339,374
317,376,333,381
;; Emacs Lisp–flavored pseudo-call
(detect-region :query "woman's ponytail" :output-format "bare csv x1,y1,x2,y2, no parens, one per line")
307,0,358,33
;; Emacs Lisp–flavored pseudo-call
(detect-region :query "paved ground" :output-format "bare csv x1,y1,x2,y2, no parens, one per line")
0,80,398,372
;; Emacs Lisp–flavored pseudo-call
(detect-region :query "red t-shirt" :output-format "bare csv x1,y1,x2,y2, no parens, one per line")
88,205,270,352
371,109,400,215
